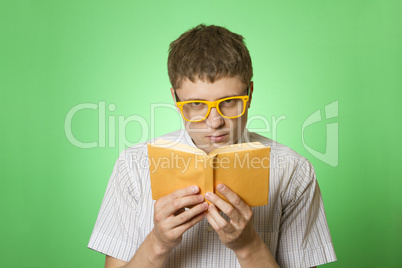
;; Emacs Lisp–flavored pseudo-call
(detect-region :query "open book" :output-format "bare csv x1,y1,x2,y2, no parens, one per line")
147,139,270,207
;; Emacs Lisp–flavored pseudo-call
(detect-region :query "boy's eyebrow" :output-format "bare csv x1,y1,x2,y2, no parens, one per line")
182,94,240,101
180,88,249,102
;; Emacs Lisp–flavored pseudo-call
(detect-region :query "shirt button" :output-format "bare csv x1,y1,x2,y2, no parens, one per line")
207,226,213,232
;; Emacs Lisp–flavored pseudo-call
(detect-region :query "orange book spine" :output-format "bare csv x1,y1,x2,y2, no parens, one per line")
203,155,214,204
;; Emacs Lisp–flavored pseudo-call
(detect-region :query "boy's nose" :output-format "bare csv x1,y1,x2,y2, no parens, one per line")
205,108,224,128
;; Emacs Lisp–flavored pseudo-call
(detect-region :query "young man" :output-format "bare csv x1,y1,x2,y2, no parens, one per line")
88,24,337,267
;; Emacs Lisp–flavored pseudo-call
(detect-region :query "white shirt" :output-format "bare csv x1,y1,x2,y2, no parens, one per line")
88,129,337,268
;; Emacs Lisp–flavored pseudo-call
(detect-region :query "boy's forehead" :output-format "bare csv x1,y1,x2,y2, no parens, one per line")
176,77,247,100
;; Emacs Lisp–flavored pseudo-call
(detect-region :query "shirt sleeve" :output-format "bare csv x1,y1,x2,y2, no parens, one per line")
276,160,337,268
88,150,144,262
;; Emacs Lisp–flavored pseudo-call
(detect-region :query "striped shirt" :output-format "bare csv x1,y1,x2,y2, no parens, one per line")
88,129,337,267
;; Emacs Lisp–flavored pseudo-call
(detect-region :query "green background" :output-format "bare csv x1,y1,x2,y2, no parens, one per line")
1,0,401,267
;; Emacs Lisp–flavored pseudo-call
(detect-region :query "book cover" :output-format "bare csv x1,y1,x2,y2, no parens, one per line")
147,139,270,207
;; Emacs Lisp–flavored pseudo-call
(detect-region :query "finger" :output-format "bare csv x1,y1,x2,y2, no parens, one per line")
216,184,250,216
163,194,205,217
170,202,209,228
206,210,219,230
155,185,200,210
157,185,200,207
205,191,240,223
173,210,207,237
206,204,234,232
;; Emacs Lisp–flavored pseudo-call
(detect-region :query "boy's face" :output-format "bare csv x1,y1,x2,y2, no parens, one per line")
171,77,253,154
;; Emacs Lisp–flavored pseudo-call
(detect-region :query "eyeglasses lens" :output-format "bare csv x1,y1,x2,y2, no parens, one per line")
182,98,244,121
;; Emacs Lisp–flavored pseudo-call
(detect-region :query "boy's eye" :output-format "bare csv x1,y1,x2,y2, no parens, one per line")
221,99,236,106
189,102,206,109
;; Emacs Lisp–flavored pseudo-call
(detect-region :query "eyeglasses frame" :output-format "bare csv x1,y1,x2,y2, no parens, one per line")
175,87,250,122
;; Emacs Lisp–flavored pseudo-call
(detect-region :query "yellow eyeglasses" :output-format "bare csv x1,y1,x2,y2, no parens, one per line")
176,95,249,122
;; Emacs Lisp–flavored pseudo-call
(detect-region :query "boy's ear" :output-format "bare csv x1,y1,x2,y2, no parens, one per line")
170,88,181,114
248,81,254,108
170,88,176,105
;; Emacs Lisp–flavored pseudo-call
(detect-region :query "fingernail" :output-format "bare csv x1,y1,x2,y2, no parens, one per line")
205,192,212,199
202,202,208,209
192,185,199,193
217,184,224,191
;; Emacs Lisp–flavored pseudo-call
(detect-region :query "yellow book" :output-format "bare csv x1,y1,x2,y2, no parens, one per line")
147,139,270,207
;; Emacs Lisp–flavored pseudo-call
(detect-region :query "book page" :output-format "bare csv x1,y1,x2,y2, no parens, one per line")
150,139,206,155
213,147,270,206
208,141,265,155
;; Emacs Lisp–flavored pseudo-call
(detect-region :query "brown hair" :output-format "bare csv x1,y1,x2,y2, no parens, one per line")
168,24,253,90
